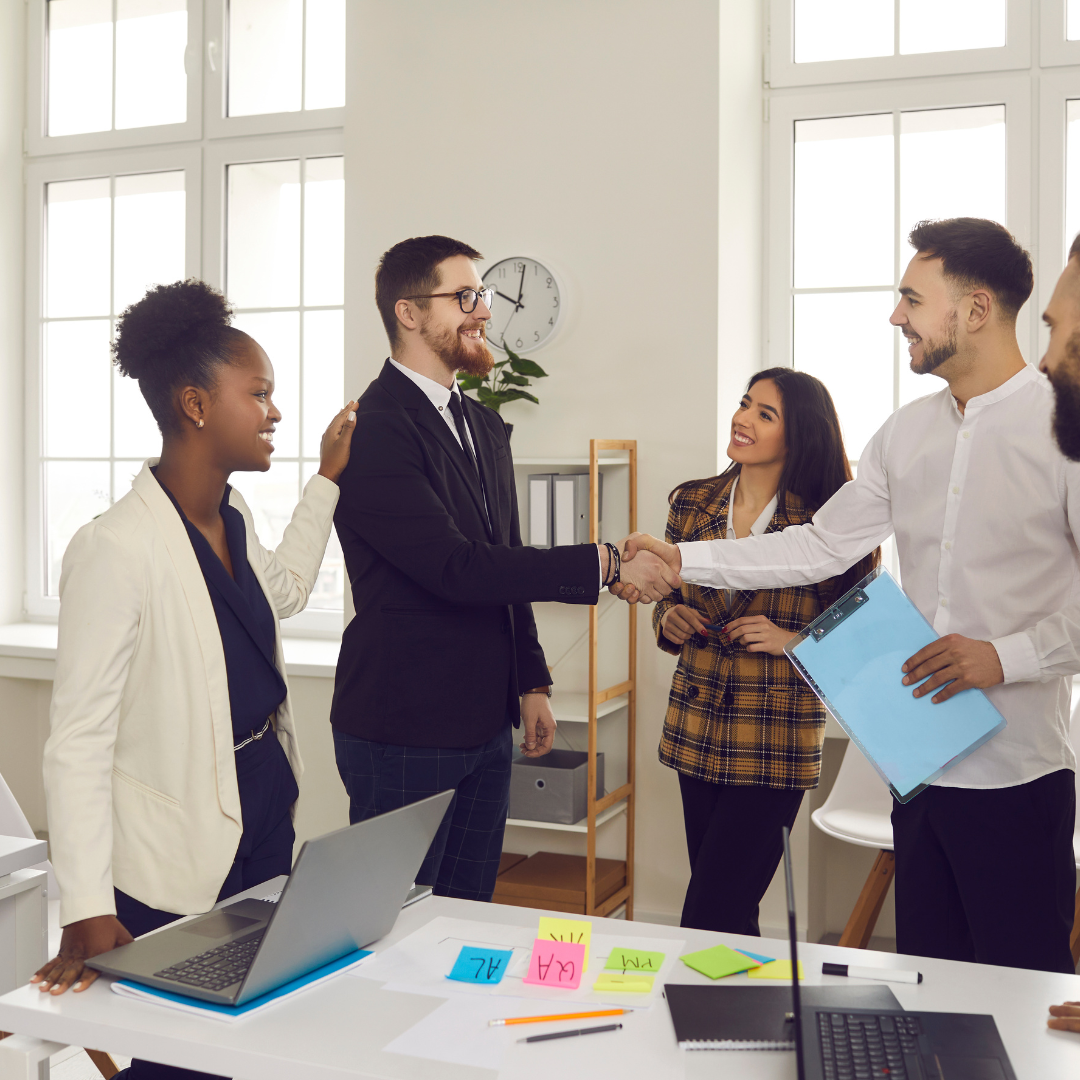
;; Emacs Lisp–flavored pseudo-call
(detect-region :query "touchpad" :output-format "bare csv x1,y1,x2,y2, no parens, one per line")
179,912,260,939
936,1057,1008,1080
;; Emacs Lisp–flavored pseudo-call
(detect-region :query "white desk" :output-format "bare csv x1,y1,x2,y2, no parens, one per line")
0,886,1077,1080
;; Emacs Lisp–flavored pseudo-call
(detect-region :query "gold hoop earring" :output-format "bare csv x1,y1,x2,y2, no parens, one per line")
196,419,204,429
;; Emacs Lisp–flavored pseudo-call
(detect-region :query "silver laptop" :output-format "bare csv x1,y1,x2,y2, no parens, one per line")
87,790,453,1006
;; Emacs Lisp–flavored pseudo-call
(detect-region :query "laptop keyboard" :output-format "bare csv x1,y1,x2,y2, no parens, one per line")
154,929,265,992
818,1012,922,1079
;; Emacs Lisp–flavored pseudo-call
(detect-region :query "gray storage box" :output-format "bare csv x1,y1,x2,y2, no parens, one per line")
508,749,604,825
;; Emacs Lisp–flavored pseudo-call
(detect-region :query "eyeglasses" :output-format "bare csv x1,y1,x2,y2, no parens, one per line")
401,287,495,313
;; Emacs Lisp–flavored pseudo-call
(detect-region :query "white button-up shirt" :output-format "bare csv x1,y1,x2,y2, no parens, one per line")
679,364,1080,789
388,357,477,455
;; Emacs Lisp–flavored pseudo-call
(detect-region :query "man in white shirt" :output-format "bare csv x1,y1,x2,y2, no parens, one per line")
621,218,1079,973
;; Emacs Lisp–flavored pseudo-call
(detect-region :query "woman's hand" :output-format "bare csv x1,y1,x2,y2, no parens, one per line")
1048,1001,1080,1032
724,614,798,656
317,401,358,483
31,915,134,994
661,604,710,645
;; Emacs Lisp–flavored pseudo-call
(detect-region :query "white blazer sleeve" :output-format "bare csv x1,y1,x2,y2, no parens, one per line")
244,473,340,619
44,521,143,926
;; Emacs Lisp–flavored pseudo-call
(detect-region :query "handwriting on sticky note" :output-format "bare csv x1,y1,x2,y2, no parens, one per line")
447,945,514,985
537,917,592,972
523,939,585,989
593,972,653,993
603,947,664,974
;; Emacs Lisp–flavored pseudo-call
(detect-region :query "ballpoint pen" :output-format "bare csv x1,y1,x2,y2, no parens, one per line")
519,1023,623,1044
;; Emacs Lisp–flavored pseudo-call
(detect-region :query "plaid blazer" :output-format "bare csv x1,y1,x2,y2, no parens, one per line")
654,474,842,790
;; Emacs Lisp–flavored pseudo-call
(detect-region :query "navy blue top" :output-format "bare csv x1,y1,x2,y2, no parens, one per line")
154,472,287,742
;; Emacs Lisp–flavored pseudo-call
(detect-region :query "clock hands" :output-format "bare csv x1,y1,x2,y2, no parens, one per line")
494,289,523,310
515,263,527,308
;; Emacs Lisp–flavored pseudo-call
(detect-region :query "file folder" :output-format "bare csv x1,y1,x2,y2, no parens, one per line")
784,567,1006,803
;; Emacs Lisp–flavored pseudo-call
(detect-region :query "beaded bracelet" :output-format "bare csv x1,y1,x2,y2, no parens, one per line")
603,541,621,586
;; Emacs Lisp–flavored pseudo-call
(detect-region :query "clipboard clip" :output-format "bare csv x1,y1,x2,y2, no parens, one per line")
809,588,868,641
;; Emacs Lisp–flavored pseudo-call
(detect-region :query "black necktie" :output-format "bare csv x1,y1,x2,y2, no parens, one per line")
447,392,480,476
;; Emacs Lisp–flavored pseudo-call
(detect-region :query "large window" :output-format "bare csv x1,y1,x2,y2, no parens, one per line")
26,0,346,629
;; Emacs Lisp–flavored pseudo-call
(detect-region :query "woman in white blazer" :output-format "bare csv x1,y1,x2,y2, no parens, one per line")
32,280,355,1078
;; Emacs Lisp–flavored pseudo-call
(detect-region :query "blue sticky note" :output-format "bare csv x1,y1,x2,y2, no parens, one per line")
736,949,775,966
447,945,514,984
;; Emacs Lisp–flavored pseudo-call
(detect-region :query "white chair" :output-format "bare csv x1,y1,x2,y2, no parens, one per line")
811,741,896,949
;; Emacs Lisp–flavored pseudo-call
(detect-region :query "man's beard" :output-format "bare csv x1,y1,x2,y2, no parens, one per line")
909,312,958,375
421,318,494,379
1050,329,1080,461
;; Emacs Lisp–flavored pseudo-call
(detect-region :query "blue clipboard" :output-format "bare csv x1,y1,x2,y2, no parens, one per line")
784,567,1006,803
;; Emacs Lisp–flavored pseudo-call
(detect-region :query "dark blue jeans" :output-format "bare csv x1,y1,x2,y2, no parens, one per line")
113,733,298,1080
333,725,512,902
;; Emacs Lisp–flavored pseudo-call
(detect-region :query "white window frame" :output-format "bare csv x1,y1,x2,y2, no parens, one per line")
23,145,203,620
202,130,345,638
25,0,205,157
767,0,1032,88
1040,0,1080,67
202,0,345,140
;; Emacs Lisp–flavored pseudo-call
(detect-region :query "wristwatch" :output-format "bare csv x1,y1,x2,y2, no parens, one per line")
522,686,552,696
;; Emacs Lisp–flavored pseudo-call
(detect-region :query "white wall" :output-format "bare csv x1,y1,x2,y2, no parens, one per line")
0,0,26,625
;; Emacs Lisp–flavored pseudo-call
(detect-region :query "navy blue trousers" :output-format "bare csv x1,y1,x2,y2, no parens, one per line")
892,768,1076,974
333,725,512,902
114,734,298,1080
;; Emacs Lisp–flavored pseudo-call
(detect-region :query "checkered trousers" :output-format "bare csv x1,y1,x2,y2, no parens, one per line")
653,474,842,791
333,726,511,901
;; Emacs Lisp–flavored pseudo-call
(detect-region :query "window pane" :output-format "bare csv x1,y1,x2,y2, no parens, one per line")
229,462,300,550
46,178,111,318
899,0,1006,55
232,312,300,458
303,310,343,458
794,115,893,288
1066,101,1080,261
227,160,301,308
794,0,892,63
44,320,111,458
113,460,144,499
228,0,303,117
48,0,112,136
304,157,344,306
114,171,186,315
899,106,1006,248
113,367,161,459
302,462,344,611
46,461,111,595
1070,0,1080,40
115,0,187,129
794,292,895,461
304,0,346,109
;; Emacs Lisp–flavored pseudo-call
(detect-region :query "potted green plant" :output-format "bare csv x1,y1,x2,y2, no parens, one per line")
456,343,548,439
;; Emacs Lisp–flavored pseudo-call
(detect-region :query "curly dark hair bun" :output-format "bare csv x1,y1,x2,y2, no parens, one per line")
112,279,243,434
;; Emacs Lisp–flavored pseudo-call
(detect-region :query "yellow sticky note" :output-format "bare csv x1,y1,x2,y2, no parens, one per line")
537,917,593,972
747,959,804,980
593,972,653,993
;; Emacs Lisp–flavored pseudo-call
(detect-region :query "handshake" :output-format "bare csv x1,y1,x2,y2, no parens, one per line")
605,533,684,604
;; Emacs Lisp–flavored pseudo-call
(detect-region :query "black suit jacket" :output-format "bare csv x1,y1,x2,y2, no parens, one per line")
330,360,600,748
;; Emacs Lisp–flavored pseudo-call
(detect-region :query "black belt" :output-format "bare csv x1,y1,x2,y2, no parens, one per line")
234,717,272,752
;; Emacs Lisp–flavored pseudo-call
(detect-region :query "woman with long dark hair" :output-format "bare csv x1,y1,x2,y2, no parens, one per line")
654,367,877,934
31,280,355,1080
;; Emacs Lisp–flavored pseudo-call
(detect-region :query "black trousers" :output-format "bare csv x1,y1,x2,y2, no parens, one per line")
891,768,1076,974
677,771,805,935
113,734,298,1080
333,725,512,902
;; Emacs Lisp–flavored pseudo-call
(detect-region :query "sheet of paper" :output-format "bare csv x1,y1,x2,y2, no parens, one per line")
747,959,804,980
735,948,775,965
447,945,513,985
603,947,664,974
537,916,593,972
592,972,653,993
523,939,585,989
679,943,761,980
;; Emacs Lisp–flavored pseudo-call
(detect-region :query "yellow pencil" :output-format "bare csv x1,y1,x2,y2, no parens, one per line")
489,1008,629,1028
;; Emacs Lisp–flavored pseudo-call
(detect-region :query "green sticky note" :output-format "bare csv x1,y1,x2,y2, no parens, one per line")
679,943,761,980
593,972,653,993
747,959,804,980
603,947,665,974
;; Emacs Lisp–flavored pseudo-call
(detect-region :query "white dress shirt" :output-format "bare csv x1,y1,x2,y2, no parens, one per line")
679,364,1080,789
722,474,776,607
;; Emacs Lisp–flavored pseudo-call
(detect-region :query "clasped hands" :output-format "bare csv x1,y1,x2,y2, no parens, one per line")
603,532,683,604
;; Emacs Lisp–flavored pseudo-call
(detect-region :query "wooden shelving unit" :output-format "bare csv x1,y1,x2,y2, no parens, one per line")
506,439,637,919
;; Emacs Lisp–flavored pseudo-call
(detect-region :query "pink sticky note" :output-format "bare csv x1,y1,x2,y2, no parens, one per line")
523,938,585,990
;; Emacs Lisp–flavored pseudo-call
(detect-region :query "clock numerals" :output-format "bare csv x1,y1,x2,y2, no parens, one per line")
482,257,561,352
